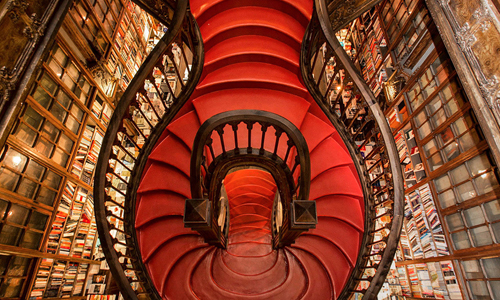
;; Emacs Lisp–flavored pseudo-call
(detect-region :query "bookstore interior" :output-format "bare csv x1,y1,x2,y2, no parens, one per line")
1,0,500,299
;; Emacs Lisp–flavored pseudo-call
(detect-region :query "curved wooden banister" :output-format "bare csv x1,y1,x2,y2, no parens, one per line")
93,0,204,298
300,1,405,299
185,110,314,249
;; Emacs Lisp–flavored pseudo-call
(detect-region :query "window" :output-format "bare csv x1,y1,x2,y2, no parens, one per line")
381,0,418,42
461,257,500,299
12,104,75,168
45,44,93,105
0,197,49,250
0,255,34,299
394,7,432,62
0,147,62,206
69,1,110,56
434,152,499,210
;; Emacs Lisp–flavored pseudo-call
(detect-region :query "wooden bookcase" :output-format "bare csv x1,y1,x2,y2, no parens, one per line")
343,0,500,299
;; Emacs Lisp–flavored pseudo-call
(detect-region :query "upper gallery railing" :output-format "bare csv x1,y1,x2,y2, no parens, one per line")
301,0,404,298
93,0,203,299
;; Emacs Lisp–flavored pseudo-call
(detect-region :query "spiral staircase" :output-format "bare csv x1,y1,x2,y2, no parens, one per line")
94,0,404,299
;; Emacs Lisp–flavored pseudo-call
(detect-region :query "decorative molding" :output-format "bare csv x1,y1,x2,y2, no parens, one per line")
328,0,382,32
0,0,58,109
425,0,500,164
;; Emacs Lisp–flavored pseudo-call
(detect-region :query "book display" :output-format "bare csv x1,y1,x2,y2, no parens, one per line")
341,0,500,299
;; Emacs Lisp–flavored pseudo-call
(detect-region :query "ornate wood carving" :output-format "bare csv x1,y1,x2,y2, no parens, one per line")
130,0,173,25
0,0,57,105
425,0,500,164
327,0,382,33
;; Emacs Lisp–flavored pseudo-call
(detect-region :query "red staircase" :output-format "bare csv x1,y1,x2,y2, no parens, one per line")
134,0,365,298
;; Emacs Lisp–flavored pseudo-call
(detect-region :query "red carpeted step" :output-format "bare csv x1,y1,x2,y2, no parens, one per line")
316,195,364,231
299,112,336,152
291,235,352,298
191,0,312,27
166,111,201,150
137,163,191,198
310,137,354,180
285,248,334,299
219,249,279,275
211,248,288,294
196,62,308,97
135,191,185,228
148,135,191,177
193,89,310,128
204,35,300,74
191,248,308,299
309,166,363,200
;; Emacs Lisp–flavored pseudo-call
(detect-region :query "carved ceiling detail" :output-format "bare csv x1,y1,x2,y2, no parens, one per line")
328,0,382,33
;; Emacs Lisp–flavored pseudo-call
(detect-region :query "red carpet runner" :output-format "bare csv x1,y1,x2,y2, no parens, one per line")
135,0,365,298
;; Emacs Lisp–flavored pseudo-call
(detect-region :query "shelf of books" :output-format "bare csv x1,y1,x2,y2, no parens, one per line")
107,2,164,92
30,180,99,299
72,121,105,186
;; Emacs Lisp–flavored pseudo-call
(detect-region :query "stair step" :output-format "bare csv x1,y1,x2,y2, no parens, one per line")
310,137,353,180
149,135,191,177
316,195,364,231
135,191,186,228
196,62,308,98
204,35,299,74
224,176,276,193
299,112,336,152
193,88,310,128
200,7,305,51
309,166,363,200
137,164,191,198
166,110,201,151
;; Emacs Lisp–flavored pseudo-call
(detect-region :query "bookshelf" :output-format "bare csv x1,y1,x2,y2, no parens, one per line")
340,0,500,299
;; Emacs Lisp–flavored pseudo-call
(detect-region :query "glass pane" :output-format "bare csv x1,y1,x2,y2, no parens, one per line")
71,105,84,122
34,138,54,157
17,178,37,199
0,200,8,219
468,280,491,300
430,109,446,129
40,74,57,95
3,149,27,172
459,130,481,152
462,260,483,279
0,168,20,191
452,230,471,250
58,134,74,153
6,256,30,276
67,63,80,81
28,211,48,231
428,152,444,171
51,149,69,166
36,187,57,206
0,278,24,298
6,204,29,225
23,107,44,130
484,200,500,222
0,255,10,275
443,141,460,161
491,222,500,243
456,181,476,202
435,175,452,192
474,172,500,195
439,127,455,145
65,116,80,134
42,122,59,141
464,206,485,227
48,58,63,78
471,226,493,247
450,164,469,184
414,111,427,127
418,121,432,139
446,213,464,231
43,171,61,189
53,46,68,66
20,231,42,250
454,115,474,135
490,281,500,300
469,154,493,177
423,139,438,157
0,225,22,246
32,86,52,108
25,160,44,180
15,123,37,146
427,97,442,115
482,257,500,278
56,91,72,109
438,190,456,208
50,103,67,123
